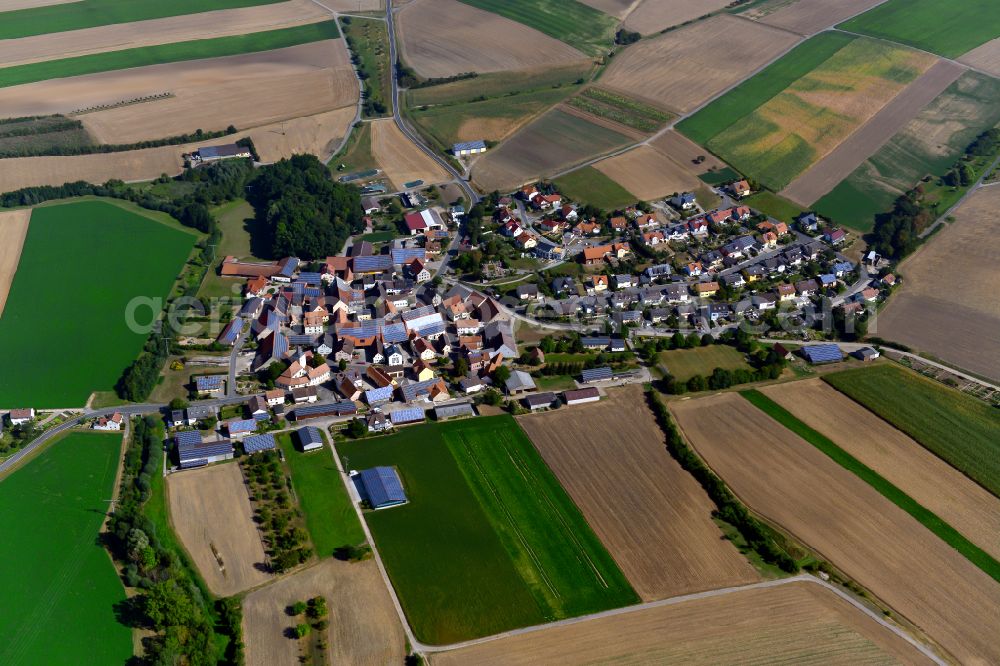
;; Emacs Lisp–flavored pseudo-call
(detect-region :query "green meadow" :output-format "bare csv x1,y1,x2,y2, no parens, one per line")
839,0,1000,59
0,0,284,39
339,416,635,644
0,21,340,88
0,432,132,665
554,166,637,210
457,0,617,57
0,199,196,407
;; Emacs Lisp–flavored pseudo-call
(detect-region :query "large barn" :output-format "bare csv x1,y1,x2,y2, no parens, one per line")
358,466,408,509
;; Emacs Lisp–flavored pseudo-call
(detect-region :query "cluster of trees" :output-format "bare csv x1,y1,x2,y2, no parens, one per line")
396,59,477,89
290,595,329,640
646,392,798,572
615,28,641,45
246,155,364,259
0,126,235,158
0,420,39,455
242,450,313,572
108,416,245,665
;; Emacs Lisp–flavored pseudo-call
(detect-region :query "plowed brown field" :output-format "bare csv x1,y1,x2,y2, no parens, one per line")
670,392,1000,665
878,185,1000,381
601,15,801,113
243,558,405,666
396,0,586,78
762,379,1000,561
0,209,30,317
517,386,757,601
960,38,1000,77
594,144,700,201
432,580,934,665
623,0,732,35
167,463,271,596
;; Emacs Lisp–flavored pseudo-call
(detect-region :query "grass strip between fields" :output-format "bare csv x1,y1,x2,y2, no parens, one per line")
740,389,1000,585
0,20,340,89
0,0,284,40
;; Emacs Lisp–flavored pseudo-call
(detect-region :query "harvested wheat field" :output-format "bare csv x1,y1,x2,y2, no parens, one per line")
0,0,74,9
167,463,270,596
743,0,885,36
396,0,586,79
762,379,1000,561
602,15,801,114
0,0,330,68
651,129,727,172
433,579,934,665
369,118,449,189
518,386,757,601
314,0,382,10
594,145,700,201
960,38,1000,77
251,107,357,162
0,209,30,317
781,59,965,206
878,186,1000,381
577,0,631,17
623,0,733,35
243,558,405,666
670,392,1000,665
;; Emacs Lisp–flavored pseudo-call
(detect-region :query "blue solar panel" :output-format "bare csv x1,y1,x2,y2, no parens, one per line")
402,305,435,321
296,272,323,285
239,298,261,316
295,401,357,418
390,407,424,424
581,367,613,383
581,337,611,348
381,322,408,344
227,419,258,433
272,332,289,358
218,318,243,344
413,320,445,337
196,375,224,390
365,386,394,404
359,466,407,508
178,440,232,464
175,430,203,447
391,248,426,264
353,255,392,272
400,378,437,402
297,426,323,448
243,433,276,453
803,344,842,364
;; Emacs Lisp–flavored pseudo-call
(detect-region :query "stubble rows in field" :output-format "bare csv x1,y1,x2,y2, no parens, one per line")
670,392,1000,665
740,0,885,36
959,38,1000,77
622,0,733,35
0,209,30,316
518,386,758,601
368,118,449,190
432,580,933,665
593,144,701,201
167,463,271,596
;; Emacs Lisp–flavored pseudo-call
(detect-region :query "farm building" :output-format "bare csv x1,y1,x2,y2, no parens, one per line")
357,466,407,509
853,347,880,362
403,209,445,235
452,140,487,157
292,386,319,404
365,385,394,406
294,401,358,421
563,387,601,406
523,392,557,411
368,412,392,432
581,367,613,383
296,426,324,452
194,375,225,395
801,344,844,364
193,143,252,163
435,403,476,421
175,431,233,469
225,419,258,438
390,407,425,426
504,370,537,396
243,433,276,455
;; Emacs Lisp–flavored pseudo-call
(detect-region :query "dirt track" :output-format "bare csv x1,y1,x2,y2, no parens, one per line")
601,15,801,113
670,392,1000,665
243,558,405,666
396,0,586,79
0,0,330,67
432,580,932,665
517,386,758,601
0,209,30,317
782,60,964,206
878,185,1000,381
762,379,1000,561
167,463,271,596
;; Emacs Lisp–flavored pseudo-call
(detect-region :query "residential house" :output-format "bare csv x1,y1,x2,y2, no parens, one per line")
730,179,751,197
692,281,720,297
776,283,796,301
92,412,123,431
670,192,696,210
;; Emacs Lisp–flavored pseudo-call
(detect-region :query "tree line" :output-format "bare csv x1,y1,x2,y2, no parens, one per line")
0,126,236,158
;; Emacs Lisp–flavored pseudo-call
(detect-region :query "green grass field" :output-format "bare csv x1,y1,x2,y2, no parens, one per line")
742,390,1000,583
341,17,391,117
566,88,673,134
676,32,856,146
0,199,196,407
554,166,637,210
698,166,742,185
457,0,617,57
839,0,1000,59
339,417,635,644
198,199,261,299
405,62,593,107
0,432,132,666
824,364,1000,498
277,432,365,557
0,0,283,39
658,345,752,382
0,21,339,89
743,191,804,224
815,71,1000,231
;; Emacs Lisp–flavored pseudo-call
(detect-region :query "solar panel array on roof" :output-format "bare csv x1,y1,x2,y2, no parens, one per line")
365,385,394,405
218,318,244,344
227,419,258,433
178,440,233,467
391,248,426,265
340,319,382,339
353,255,393,272
381,322,408,344
243,433,276,454
296,272,323,285
402,304,435,321
413,320,445,337
581,337,611,348
175,430,203,447
294,401,357,419
359,466,407,508
196,375,224,390
390,407,425,424
240,298,262,317
435,403,475,419
278,257,299,277
802,344,842,364
581,366,613,383
272,332,289,358
400,378,437,402
297,426,323,450
288,335,317,346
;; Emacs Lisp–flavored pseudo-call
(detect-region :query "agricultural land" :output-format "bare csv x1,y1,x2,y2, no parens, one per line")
824,364,1000,496
368,118,450,190
552,166,637,211
601,15,802,115
761,378,1000,562
0,208,29,315
433,580,934,665
671,392,1000,665
518,386,758,601
339,417,636,645
242,558,406,666
739,0,885,36
0,199,196,407
657,345,753,383
167,462,271,596
0,432,132,666
592,146,699,202
621,0,733,35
